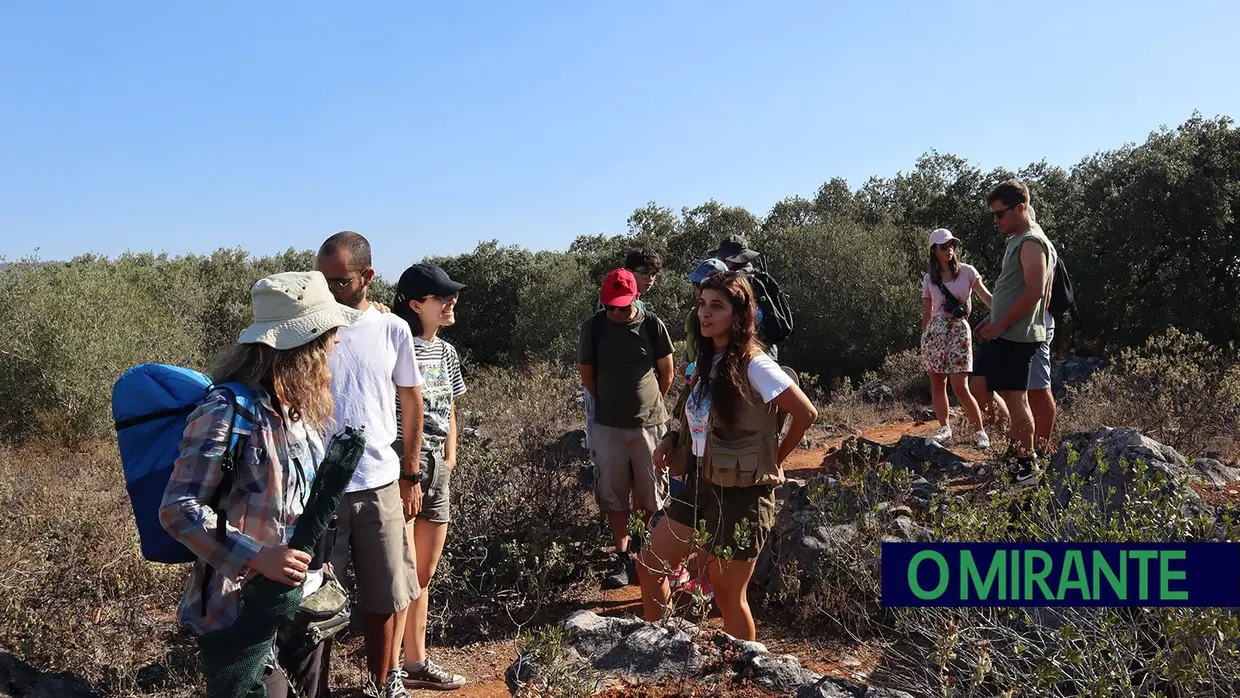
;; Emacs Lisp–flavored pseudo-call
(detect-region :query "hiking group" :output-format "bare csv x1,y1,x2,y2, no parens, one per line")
115,177,1067,695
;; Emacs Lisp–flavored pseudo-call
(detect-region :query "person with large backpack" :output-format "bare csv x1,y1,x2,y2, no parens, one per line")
579,268,675,590
154,271,361,698
708,234,794,359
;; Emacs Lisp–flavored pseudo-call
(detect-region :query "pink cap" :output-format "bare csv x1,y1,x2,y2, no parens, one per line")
929,228,958,248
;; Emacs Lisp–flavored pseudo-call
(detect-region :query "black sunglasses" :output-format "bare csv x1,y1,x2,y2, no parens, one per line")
604,304,629,313
990,205,1017,220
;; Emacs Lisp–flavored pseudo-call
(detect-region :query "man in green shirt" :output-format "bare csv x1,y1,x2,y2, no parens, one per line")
970,179,1052,484
579,268,675,589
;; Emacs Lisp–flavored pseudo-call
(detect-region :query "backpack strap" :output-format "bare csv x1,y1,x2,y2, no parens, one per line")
198,382,257,617
642,312,662,370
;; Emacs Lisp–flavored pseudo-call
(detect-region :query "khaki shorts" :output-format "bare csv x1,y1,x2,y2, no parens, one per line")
665,471,775,562
329,481,420,615
590,423,669,514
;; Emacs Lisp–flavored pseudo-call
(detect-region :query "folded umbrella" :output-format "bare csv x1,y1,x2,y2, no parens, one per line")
197,424,367,698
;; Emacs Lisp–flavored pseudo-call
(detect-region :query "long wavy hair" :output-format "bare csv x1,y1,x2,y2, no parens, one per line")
208,330,338,431
691,271,763,427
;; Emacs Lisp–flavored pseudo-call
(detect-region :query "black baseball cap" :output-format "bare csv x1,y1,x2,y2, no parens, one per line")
709,234,760,264
394,263,466,313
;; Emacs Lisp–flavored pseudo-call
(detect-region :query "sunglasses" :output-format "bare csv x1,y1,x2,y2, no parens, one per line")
990,205,1017,220
604,304,630,313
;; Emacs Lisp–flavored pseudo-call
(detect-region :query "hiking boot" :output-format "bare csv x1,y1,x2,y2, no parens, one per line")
931,425,953,445
973,430,990,450
602,551,636,589
1013,457,1040,486
385,669,410,698
404,658,466,691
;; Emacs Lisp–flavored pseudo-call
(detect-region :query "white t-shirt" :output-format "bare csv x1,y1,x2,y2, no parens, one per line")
328,306,424,492
685,353,794,457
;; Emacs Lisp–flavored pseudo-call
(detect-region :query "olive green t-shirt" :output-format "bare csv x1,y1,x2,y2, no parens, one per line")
578,308,674,429
990,226,1051,343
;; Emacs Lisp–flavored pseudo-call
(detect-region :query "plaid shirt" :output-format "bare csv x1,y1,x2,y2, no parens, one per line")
159,388,323,635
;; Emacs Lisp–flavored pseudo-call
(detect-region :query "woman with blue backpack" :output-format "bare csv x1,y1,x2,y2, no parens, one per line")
158,271,361,698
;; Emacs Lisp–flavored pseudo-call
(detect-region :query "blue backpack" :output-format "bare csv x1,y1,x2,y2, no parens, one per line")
112,364,257,565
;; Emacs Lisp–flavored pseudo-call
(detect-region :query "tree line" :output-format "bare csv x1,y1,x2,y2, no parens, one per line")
0,113,1236,444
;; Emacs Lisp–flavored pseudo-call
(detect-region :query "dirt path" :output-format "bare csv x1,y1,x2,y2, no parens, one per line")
361,417,950,697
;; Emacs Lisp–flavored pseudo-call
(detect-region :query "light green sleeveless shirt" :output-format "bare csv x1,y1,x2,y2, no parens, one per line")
989,226,1051,343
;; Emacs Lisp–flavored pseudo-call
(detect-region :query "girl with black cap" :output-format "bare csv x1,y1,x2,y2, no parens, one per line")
390,263,469,692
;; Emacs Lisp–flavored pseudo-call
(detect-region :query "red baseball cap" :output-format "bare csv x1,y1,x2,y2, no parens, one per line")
600,268,639,306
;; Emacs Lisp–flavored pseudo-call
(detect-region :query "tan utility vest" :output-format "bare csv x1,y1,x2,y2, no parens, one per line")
672,360,782,487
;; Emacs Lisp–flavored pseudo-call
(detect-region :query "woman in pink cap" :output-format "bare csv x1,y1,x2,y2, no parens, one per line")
921,228,992,449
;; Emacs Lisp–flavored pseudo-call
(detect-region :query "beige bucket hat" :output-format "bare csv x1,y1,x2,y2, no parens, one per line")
238,271,362,350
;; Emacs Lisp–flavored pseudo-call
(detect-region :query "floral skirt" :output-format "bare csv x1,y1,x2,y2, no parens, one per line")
921,316,973,374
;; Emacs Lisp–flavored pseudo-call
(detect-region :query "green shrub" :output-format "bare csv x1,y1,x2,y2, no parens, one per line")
761,221,922,380
1062,327,1240,455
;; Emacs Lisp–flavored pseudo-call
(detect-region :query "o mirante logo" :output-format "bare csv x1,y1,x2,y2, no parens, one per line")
881,543,1240,607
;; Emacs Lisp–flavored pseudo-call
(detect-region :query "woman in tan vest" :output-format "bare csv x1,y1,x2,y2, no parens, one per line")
637,271,817,641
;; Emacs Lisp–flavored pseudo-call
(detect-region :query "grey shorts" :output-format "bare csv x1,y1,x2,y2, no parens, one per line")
590,423,669,513
1029,325,1055,391
329,481,420,615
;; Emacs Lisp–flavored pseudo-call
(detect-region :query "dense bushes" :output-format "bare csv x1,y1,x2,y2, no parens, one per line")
1062,327,1240,454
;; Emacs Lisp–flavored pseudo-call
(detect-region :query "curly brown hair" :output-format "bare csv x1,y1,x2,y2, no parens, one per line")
208,330,338,431
691,271,763,427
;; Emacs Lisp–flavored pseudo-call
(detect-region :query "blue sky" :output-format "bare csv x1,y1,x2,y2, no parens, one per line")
2,1,1238,279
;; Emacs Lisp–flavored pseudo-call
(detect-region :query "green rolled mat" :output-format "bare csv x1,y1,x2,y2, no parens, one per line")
197,424,367,698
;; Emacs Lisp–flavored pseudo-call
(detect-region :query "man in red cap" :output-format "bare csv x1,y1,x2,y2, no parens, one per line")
578,268,675,589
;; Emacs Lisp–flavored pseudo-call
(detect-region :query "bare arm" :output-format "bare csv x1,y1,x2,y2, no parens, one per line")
397,385,424,474
973,277,994,309
771,384,818,467
445,403,458,467
579,364,596,398
655,354,674,395
992,240,1048,332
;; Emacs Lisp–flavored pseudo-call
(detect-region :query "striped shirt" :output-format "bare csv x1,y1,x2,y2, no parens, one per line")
159,388,324,635
396,337,467,453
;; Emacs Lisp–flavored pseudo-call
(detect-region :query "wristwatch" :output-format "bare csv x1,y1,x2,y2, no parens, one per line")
400,469,426,485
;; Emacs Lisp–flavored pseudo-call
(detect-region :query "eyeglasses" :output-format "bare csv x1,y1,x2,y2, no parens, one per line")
632,268,659,279
325,275,361,291
990,205,1017,220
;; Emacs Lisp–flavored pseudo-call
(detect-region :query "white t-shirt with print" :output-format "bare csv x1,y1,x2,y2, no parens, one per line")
685,353,794,457
328,306,424,493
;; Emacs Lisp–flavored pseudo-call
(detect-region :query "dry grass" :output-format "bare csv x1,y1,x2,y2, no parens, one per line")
0,442,201,697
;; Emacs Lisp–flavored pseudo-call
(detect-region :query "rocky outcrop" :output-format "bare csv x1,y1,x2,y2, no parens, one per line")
0,652,96,698
1052,355,1108,397
506,611,914,697
1049,427,1240,518
859,380,895,406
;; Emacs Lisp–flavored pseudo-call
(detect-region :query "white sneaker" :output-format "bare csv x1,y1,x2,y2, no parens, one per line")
974,431,990,450
932,426,953,444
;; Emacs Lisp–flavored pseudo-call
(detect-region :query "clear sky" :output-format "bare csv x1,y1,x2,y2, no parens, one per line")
3,1,1238,279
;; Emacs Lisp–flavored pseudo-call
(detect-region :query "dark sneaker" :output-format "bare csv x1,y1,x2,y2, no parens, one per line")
385,669,410,698
403,658,466,691
602,551,635,589
1013,457,1040,485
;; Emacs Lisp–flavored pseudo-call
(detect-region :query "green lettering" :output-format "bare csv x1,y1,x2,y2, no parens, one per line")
962,551,1005,601
909,551,949,600
1159,550,1188,601
1024,550,1055,600
1129,551,1158,600
1092,550,1126,600
1011,549,1020,600
1058,550,1090,601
